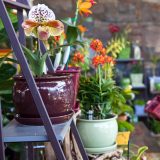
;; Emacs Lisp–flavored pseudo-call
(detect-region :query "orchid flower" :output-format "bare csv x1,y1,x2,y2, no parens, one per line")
22,4,64,41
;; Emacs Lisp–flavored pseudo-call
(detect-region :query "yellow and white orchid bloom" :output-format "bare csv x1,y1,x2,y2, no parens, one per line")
22,4,64,40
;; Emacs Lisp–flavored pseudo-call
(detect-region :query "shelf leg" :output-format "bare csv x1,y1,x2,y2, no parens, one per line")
70,120,89,160
0,100,5,160
27,143,34,160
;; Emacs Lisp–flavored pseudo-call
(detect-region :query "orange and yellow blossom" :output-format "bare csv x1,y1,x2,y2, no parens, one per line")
92,55,105,67
100,48,107,55
92,55,115,67
90,39,103,52
73,51,85,63
77,0,93,16
104,55,115,65
86,0,96,5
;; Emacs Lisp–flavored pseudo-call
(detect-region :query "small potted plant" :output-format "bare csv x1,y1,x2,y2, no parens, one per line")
130,62,144,87
13,4,76,125
107,24,132,59
127,145,148,160
120,77,131,88
117,120,134,146
76,39,132,154
134,99,146,116
149,118,160,137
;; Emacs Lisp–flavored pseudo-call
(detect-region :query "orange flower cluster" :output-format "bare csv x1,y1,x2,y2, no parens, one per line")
77,0,96,16
92,55,105,67
105,55,115,64
92,55,115,67
100,48,106,55
90,39,103,52
73,51,85,63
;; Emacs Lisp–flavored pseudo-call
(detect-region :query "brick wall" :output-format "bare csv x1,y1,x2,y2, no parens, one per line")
34,0,160,60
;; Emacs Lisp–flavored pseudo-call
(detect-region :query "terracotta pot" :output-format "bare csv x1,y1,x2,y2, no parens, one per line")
117,113,128,122
13,73,74,125
55,67,81,112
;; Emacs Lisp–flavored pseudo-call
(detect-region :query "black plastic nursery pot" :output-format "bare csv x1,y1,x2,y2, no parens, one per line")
13,73,75,125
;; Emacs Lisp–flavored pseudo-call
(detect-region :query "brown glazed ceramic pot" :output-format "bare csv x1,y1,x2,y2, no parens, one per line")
55,67,81,112
13,73,74,125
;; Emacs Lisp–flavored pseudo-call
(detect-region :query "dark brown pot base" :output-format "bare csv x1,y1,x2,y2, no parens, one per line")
15,110,74,126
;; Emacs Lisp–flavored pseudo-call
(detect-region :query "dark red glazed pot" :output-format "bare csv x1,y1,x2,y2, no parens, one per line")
55,67,81,112
13,73,74,125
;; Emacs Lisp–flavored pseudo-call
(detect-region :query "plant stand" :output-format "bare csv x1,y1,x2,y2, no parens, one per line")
0,0,88,159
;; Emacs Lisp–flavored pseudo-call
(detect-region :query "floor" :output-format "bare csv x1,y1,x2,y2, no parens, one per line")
130,122,160,159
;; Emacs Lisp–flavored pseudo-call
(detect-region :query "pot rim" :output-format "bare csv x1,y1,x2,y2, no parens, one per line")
14,73,73,81
77,114,117,123
56,66,81,73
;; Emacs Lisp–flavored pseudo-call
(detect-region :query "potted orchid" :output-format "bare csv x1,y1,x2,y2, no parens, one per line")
75,39,132,154
53,0,96,110
107,24,132,59
13,4,75,125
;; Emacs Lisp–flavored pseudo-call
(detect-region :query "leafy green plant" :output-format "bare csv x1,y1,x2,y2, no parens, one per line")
0,53,17,125
131,62,143,73
0,9,18,48
22,46,48,76
118,121,134,132
149,118,160,134
79,76,127,119
130,146,148,160
134,99,145,106
107,24,131,58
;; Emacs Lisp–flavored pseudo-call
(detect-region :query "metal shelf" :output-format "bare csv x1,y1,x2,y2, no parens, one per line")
3,0,30,10
116,58,144,63
3,119,72,143
132,85,146,90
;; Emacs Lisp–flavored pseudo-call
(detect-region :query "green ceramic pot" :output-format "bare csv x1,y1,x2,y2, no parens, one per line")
118,46,131,59
77,114,118,154
121,78,131,87
155,83,160,91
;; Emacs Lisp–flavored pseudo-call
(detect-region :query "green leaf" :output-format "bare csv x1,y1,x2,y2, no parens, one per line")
66,26,78,44
22,46,48,76
61,18,75,27
0,90,12,95
118,121,134,132
0,64,16,82
22,45,37,62
0,57,18,64
8,143,24,152
131,146,148,160
74,40,85,48
0,79,14,90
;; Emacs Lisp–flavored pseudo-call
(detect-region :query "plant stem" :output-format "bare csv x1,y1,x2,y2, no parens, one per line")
98,65,102,94
73,2,79,26
37,39,41,58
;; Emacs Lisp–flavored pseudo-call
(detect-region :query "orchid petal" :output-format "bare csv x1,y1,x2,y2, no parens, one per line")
47,20,64,36
22,19,38,36
29,4,55,22
37,26,50,41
